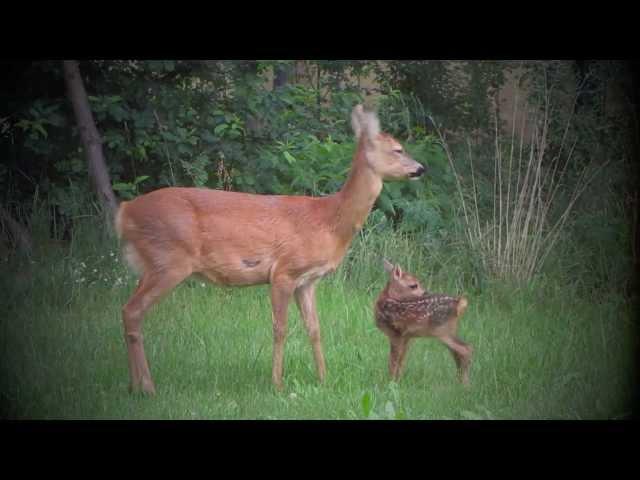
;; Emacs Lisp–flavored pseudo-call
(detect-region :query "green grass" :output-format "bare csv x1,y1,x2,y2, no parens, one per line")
0,228,636,420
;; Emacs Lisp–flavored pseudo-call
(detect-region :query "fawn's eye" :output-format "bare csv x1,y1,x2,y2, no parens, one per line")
394,149,403,154
409,284,418,290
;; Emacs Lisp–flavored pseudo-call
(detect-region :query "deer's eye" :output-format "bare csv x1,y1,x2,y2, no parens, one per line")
409,284,418,290
394,149,403,154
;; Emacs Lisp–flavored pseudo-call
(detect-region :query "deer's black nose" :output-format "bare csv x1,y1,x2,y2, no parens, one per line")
410,165,426,178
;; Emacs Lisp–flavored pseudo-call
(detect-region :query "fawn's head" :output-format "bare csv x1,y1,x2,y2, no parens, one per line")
352,105,425,181
382,259,426,300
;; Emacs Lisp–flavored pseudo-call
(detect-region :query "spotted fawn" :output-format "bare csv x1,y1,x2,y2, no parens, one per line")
375,259,473,385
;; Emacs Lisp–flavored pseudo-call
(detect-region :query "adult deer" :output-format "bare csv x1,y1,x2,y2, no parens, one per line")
115,104,425,394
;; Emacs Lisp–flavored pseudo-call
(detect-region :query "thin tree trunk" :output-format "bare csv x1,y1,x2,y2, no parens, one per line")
0,203,32,255
241,61,263,138
62,60,118,228
316,63,322,120
273,61,291,90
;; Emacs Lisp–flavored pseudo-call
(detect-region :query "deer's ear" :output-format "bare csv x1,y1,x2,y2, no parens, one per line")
393,265,403,280
352,104,380,142
361,109,380,141
383,258,395,274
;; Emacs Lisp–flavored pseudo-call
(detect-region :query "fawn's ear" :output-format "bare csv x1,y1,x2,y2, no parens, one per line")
383,258,395,274
392,264,403,280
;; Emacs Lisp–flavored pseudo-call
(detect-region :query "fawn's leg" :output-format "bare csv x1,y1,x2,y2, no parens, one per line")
294,280,326,383
122,265,191,395
441,335,473,386
396,337,411,378
270,276,295,391
389,335,408,380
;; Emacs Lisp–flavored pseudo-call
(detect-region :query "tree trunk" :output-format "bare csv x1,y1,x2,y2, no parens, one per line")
0,203,32,255
62,60,118,228
273,62,291,90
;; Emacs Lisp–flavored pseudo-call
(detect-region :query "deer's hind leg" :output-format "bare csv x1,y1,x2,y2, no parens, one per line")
440,335,473,386
270,275,296,391
122,263,192,395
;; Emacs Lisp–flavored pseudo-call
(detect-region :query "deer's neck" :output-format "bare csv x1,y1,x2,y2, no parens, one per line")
332,147,383,241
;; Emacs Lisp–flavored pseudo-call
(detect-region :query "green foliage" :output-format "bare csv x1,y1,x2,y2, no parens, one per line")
376,137,454,233
376,88,429,139
359,383,409,420
520,61,635,172
375,61,512,138
112,175,150,200
249,134,352,195
1,59,635,301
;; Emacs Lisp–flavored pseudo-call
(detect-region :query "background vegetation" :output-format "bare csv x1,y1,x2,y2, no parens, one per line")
1,60,637,419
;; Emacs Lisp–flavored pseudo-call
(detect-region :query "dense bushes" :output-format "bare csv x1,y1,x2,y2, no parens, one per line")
1,60,636,299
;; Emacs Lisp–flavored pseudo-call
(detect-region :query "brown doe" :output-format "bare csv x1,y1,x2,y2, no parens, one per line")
115,105,425,394
375,260,473,384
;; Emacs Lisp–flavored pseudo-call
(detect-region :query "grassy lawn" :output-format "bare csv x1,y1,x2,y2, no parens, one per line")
1,239,635,420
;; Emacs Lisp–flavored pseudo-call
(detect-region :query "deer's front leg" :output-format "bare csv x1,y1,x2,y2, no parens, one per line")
395,336,411,379
388,335,403,380
294,280,326,383
388,336,411,381
270,277,295,391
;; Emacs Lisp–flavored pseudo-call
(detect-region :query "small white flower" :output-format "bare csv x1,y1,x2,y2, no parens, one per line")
201,283,206,288
289,393,297,400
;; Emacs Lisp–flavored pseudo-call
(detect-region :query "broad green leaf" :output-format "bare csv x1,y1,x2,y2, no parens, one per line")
283,151,296,165
377,192,395,215
160,131,178,142
15,119,30,130
177,144,191,155
386,183,403,199
134,175,150,185
33,122,48,139
109,105,128,122
214,124,228,136
361,391,373,418
112,182,134,191
202,131,217,144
